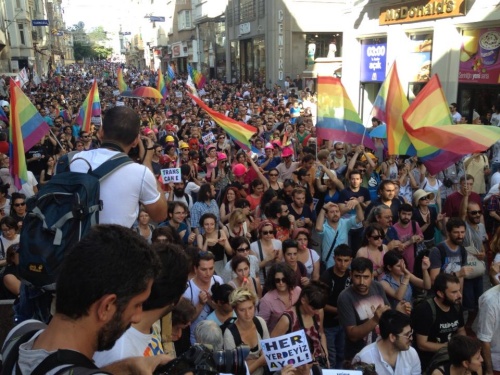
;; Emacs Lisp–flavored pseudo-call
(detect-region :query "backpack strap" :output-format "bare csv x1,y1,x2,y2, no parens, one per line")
426,298,437,327
257,240,267,279
253,316,264,339
437,243,447,271
91,153,134,181
31,349,105,375
228,323,243,347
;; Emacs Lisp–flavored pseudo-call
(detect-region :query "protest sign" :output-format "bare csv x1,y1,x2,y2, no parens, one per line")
202,131,215,144
323,371,362,375
161,168,182,183
261,330,312,371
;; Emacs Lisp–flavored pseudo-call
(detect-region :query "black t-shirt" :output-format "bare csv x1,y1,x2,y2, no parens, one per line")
320,267,351,328
364,198,402,224
411,298,464,370
288,203,316,223
25,146,46,177
413,206,438,241
338,187,371,217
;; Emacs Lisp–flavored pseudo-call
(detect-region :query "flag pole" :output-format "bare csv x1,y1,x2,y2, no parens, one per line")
49,128,64,149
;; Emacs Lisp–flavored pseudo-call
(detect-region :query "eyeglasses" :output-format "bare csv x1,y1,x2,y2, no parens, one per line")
237,247,250,253
336,148,344,151
261,230,276,235
359,169,366,173
370,235,384,240
468,210,482,216
14,202,26,207
269,173,278,177
174,211,187,215
275,277,286,284
396,330,413,339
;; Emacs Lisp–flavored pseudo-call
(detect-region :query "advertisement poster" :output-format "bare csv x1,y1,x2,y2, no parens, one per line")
459,28,500,84
408,35,432,82
360,39,387,82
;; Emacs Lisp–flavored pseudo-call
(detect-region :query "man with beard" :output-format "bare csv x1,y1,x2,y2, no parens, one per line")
267,199,295,241
93,244,189,366
364,180,402,224
190,183,220,235
159,202,195,245
316,201,364,270
429,218,473,288
411,273,466,371
353,310,421,375
169,180,193,211
2,225,169,374
288,187,315,230
392,203,424,273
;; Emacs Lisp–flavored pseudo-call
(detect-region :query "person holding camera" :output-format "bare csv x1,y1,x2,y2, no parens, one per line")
69,106,168,227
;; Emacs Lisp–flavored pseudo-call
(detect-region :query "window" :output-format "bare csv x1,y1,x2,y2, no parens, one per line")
177,10,192,30
18,23,25,45
239,0,255,23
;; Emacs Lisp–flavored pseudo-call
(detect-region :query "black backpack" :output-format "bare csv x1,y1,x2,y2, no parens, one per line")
1,320,109,375
221,316,264,346
18,151,133,290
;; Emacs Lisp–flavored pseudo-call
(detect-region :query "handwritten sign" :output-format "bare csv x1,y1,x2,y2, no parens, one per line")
202,132,215,144
175,91,183,98
161,168,182,183
261,330,312,371
113,89,121,96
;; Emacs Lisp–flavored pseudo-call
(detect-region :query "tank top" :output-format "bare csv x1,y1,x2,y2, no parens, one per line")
203,230,225,261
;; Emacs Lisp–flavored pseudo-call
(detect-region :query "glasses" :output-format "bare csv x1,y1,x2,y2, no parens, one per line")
261,230,276,235
336,148,344,151
419,196,429,201
219,137,225,140
14,202,26,207
237,247,250,253
275,277,286,284
370,235,384,240
174,211,187,215
269,173,278,177
468,210,482,216
396,330,413,339
359,169,366,173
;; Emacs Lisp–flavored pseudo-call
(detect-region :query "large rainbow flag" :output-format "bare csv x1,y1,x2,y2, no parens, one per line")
316,76,375,149
403,74,500,174
372,62,415,156
157,68,167,102
75,80,101,133
9,83,50,188
187,92,256,148
117,67,128,92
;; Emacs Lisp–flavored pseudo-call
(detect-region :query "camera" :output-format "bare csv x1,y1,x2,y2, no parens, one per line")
154,344,250,375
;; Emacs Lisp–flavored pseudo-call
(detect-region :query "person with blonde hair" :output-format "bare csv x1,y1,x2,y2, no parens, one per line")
224,208,251,241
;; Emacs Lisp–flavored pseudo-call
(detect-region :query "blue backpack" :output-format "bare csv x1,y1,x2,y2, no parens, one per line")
18,151,133,291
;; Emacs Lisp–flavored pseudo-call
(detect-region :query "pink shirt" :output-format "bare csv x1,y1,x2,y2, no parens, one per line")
257,287,301,333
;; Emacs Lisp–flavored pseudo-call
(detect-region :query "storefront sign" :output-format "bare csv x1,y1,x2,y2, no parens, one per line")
360,40,387,82
459,28,500,84
171,42,187,58
277,10,284,81
379,0,465,25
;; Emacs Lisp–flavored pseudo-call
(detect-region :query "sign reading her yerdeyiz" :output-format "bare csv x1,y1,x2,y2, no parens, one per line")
161,168,181,183
261,330,311,370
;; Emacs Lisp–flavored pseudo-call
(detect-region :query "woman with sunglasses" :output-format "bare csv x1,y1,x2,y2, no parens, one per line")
251,220,283,286
220,187,241,224
271,280,329,370
412,189,444,249
356,223,388,280
257,263,301,333
267,167,283,194
228,255,262,299
293,229,320,281
282,239,309,287
223,236,260,282
216,134,230,154
10,193,27,229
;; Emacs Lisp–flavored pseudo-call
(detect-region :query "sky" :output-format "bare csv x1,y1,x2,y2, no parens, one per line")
62,0,123,31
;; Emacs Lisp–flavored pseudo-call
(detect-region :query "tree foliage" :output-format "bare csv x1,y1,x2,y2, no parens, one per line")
71,24,113,61
73,41,93,61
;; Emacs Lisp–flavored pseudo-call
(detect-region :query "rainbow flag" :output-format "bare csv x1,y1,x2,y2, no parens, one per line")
117,67,128,92
157,68,167,102
9,83,50,188
166,64,175,83
316,76,375,149
403,74,500,174
372,62,415,156
0,106,8,124
187,64,206,89
75,80,101,133
59,109,71,122
187,92,256,148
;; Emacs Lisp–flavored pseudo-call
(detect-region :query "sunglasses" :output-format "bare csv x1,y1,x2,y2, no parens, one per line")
262,230,276,235
370,235,384,240
468,210,482,215
14,202,26,207
419,196,429,201
336,148,344,151
275,277,286,284
237,247,250,253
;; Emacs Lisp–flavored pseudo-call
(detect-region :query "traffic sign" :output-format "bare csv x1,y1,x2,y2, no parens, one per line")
32,20,49,26
150,16,165,22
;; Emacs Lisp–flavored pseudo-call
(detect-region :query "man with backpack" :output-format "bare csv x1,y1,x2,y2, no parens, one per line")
1,225,170,374
411,273,466,372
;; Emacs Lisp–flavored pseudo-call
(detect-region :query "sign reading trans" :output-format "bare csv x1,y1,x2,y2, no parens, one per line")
150,16,165,22
32,19,49,26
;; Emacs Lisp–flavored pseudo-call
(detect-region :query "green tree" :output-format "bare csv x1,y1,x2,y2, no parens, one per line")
88,26,109,45
92,45,113,60
73,41,94,61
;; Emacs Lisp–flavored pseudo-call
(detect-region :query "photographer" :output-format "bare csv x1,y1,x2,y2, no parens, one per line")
69,106,168,227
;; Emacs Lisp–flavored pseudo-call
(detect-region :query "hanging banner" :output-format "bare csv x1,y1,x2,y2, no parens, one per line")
459,28,500,84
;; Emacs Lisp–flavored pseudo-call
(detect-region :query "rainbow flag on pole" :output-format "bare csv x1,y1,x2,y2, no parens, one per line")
403,74,500,174
316,76,374,149
157,68,167,102
166,64,175,83
117,67,128,92
372,62,415,156
187,63,206,89
75,80,101,133
187,92,256,148
9,83,50,188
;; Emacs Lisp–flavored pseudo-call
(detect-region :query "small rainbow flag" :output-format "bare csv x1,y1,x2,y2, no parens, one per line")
117,67,128,92
316,76,375,149
403,74,500,174
372,62,415,156
9,83,50,188
166,64,175,83
187,92,256,148
187,63,206,89
75,80,101,133
157,68,167,102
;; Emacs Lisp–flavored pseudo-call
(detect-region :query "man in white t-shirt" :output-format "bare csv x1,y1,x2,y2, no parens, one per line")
69,107,167,227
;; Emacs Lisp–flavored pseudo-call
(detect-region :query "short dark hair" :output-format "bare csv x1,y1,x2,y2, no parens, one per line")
194,251,215,268
267,199,286,219
282,239,298,257
334,244,352,258
378,180,395,193
383,250,403,273
168,201,188,219
379,310,411,339
351,257,373,274
230,254,250,272
0,216,18,231
199,212,217,227
459,174,474,183
56,225,161,319
151,226,181,243
296,280,328,310
433,272,460,295
143,243,189,311
448,335,482,367
102,106,140,146
399,203,413,213
234,198,250,209
446,217,466,233
172,297,196,326
264,263,297,292
211,282,234,304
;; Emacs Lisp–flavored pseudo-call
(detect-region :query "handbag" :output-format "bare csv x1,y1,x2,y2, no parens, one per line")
464,245,486,279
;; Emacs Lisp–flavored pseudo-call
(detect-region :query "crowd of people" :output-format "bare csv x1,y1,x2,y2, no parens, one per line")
0,62,500,375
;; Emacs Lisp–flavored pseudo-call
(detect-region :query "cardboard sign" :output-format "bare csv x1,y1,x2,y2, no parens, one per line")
261,330,312,371
113,89,121,96
175,91,183,98
202,132,215,144
161,168,182,183
115,101,125,106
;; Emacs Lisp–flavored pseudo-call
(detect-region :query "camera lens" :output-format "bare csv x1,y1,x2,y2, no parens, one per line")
212,345,250,375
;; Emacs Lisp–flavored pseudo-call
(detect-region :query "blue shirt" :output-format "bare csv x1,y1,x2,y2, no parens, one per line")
190,199,220,232
158,220,190,244
318,216,358,269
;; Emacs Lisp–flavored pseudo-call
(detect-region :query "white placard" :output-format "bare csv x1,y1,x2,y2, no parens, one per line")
202,131,215,144
161,168,182,183
261,330,312,371
323,371,363,375
175,91,183,98
113,89,120,96
115,101,125,106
